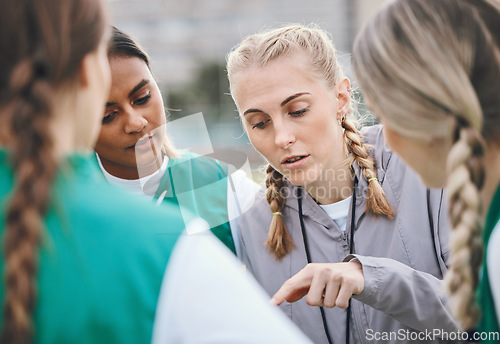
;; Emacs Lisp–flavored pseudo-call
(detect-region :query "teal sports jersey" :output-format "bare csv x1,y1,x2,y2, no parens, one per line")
0,150,184,343
478,184,500,341
155,151,235,254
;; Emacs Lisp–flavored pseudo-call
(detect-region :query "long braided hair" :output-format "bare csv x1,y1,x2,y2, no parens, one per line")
227,24,393,261
352,0,500,329
0,0,106,342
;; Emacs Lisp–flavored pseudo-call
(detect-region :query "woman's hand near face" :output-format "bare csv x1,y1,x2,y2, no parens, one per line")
270,262,365,309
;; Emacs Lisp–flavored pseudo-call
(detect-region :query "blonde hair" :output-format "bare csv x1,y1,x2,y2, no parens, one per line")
352,0,500,329
227,24,393,261
162,127,180,159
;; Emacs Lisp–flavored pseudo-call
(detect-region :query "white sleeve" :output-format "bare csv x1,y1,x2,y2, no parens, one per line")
487,222,500,327
226,168,260,259
152,218,312,344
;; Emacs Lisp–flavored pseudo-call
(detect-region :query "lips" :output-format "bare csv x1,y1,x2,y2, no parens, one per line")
281,155,309,164
127,134,154,151
281,154,310,169
136,136,150,146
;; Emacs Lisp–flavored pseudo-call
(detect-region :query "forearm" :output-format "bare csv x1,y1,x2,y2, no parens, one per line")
346,254,460,333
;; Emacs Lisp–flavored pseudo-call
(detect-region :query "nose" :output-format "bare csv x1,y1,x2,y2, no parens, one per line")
124,111,147,134
274,123,296,150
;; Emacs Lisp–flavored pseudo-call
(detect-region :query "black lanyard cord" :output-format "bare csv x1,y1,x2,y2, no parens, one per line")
297,178,358,344
346,177,358,344
298,186,333,344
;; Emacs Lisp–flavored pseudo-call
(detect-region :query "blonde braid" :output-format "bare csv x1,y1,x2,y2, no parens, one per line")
350,0,500,329
342,117,394,218
265,164,296,260
445,123,485,330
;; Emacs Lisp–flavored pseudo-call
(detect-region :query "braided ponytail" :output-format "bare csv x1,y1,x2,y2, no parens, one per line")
352,0,500,330
444,122,486,329
265,164,296,260
2,57,57,343
0,0,107,341
342,116,394,219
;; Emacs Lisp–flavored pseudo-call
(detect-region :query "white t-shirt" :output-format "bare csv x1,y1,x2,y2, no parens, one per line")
96,153,169,198
152,219,313,344
487,221,500,326
96,153,259,258
319,196,352,232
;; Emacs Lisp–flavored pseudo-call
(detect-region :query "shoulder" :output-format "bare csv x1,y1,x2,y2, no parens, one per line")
169,150,231,184
230,169,260,196
228,169,261,221
360,124,393,175
238,187,271,235
59,156,185,241
47,156,186,300
357,124,415,186
356,125,427,201
360,123,384,145
170,150,224,171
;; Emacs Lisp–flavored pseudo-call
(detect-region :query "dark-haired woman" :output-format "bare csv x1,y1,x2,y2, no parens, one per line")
94,27,259,257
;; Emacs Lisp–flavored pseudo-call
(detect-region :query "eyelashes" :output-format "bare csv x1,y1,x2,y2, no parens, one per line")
102,111,117,124
251,108,309,130
102,93,152,125
134,93,151,105
252,119,270,129
289,109,308,116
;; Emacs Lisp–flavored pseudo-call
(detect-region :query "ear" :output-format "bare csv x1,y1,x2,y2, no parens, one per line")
335,78,351,120
428,135,448,148
427,116,457,149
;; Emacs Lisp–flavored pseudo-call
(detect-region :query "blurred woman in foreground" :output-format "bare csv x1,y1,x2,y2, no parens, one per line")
352,0,500,340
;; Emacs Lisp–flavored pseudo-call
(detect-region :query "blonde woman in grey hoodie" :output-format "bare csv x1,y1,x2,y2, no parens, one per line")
227,24,461,344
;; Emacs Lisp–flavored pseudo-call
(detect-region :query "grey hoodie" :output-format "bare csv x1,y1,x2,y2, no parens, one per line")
239,125,461,343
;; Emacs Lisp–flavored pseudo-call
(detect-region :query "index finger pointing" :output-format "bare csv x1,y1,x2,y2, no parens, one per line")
270,268,315,306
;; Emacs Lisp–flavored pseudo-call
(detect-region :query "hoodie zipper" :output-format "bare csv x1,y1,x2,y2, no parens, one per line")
342,230,349,250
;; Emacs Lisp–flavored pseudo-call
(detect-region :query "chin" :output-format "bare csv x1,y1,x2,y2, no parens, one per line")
282,170,317,188
419,173,446,189
136,152,162,168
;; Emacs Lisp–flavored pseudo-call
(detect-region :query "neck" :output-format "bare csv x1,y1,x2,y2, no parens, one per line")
50,116,92,158
480,143,500,220
304,164,354,205
99,153,164,180
50,87,97,157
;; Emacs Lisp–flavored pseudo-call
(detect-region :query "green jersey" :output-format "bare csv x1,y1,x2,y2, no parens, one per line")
0,150,184,343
